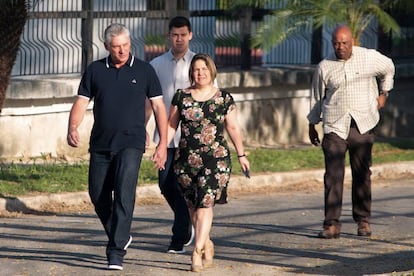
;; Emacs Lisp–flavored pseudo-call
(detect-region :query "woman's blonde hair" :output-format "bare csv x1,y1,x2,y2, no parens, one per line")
189,53,217,86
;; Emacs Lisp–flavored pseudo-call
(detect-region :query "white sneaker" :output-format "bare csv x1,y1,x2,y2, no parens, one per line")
184,226,195,247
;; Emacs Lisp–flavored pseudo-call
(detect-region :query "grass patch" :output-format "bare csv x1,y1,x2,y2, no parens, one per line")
0,162,89,196
1,140,414,197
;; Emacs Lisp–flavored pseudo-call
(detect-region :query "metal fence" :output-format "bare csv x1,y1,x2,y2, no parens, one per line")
13,0,258,76
11,0,413,76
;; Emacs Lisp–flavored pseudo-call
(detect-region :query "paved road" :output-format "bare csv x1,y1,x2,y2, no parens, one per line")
1,178,413,276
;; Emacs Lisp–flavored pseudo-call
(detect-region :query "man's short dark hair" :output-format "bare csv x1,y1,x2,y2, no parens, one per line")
168,16,192,32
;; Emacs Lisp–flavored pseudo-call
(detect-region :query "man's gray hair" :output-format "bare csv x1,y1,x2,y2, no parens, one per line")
104,23,130,45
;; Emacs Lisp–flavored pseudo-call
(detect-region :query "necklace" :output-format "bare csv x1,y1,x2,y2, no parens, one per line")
192,86,216,102
192,87,216,118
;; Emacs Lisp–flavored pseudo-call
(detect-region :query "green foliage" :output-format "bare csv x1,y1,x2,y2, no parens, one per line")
1,141,414,197
145,34,166,45
225,0,267,9
250,0,402,50
215,35,240,47
138,156,158,184
145,33,242,48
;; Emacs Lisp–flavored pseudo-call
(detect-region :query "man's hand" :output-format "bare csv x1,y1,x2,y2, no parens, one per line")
309,124,320,146
67,97,89,148
377,93,388,109
151,145,167,170
67,128,80,147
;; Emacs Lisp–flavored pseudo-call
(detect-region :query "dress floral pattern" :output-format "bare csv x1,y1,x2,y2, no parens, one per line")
172,88,236,208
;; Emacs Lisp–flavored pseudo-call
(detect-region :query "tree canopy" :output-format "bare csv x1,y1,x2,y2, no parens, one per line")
248,0,403,50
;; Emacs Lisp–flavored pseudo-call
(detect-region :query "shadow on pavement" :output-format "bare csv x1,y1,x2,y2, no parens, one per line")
0,179,413,275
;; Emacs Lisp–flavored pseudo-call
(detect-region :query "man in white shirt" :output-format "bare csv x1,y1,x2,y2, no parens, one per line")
146,16,195,253
307,25,395,239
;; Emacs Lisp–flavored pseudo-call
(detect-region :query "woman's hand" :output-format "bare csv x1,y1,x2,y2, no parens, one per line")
238,155,250,178
152,145,167,170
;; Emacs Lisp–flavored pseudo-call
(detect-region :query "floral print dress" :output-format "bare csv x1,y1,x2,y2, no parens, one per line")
172,88,236,208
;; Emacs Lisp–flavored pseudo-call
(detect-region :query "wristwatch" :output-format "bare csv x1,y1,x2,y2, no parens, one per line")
380,91,389,98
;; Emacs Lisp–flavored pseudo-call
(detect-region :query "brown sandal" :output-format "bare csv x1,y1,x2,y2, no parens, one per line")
203,240,214,268
191,248,203,272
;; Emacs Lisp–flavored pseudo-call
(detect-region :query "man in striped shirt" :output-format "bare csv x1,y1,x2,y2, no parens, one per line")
307,25,395,239
146,16,195,253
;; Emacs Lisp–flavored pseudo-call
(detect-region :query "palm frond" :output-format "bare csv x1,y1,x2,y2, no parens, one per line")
251,11,310,51
252,0,403,47
367,2,401,36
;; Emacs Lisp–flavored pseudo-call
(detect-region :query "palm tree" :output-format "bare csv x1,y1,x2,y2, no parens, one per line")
249,0,404,63
0,0,29,113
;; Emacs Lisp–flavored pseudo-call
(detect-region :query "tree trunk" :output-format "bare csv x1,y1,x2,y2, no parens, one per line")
0,0,29,112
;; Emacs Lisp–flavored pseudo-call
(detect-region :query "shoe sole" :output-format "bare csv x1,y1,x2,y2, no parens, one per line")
184,226,195,247
124,235,132,250
203,260,214,268
108,264,123,270
191,264,203,272
318,232,340,239
358,232,372,237
167,249,186,254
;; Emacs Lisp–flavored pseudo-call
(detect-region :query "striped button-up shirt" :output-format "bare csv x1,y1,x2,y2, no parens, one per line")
307,46,395,139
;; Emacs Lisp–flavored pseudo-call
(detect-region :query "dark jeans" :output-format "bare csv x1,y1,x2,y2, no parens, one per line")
322,125,374,228
88,148,143,262
159,148,191,245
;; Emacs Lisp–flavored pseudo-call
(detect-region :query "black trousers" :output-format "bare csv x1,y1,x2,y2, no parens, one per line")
88,148,143,262
158,148,191,245
321,124,375,228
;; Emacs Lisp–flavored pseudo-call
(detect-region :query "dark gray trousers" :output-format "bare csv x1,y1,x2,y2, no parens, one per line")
322,124,374,228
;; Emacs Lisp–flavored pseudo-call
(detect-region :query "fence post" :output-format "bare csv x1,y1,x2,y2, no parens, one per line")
166,0,177,17
311,24,322,64
240,7,252,70
81,0,93,73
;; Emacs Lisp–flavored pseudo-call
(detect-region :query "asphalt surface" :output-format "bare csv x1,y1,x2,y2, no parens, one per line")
1,164,414,276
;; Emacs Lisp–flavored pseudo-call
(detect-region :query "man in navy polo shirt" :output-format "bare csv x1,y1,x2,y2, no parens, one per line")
67,23,168,271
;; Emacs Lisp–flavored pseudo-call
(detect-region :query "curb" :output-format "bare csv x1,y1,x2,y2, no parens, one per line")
1,161,413,213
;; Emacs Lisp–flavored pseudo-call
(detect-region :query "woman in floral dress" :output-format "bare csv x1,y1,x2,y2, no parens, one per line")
167,53,250,272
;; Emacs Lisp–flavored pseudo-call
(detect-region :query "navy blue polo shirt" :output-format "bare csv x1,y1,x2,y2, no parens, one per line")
78,55,163,152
